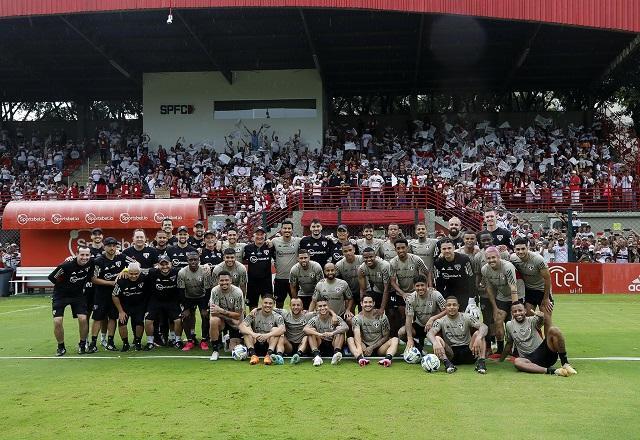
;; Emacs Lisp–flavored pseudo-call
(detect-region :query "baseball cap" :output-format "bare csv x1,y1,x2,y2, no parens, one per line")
255,226,266,233
177,226,189,233
204,229,216,237
158,254,171,263
337,224,348,231
103,237,118,245
194,220,204,227
91,228,103,235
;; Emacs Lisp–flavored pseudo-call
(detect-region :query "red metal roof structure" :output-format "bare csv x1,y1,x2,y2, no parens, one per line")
1,0,639,33
0,1,638,100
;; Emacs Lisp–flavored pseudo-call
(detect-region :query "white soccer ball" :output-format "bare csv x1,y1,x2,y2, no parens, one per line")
421,354,440,373
232,344,248,361
403,347,422,364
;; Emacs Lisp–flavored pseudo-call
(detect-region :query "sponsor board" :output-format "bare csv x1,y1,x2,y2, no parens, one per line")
548,263,602,294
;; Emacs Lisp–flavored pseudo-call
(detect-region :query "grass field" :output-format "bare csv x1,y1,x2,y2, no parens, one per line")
1,294,639,439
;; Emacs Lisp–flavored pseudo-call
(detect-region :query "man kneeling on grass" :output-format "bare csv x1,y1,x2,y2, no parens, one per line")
347,293,399,367
239,294,286,365
304,298,349,366
501,302,577,377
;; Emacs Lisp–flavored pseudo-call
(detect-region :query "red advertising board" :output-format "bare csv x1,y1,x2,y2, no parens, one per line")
602,264,640,294
548,263,603,294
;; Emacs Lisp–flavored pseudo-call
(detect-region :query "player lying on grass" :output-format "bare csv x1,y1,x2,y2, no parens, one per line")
427,296,488,374
501,303,577,377
346,293,399,367
304,298,349,366
398,274,446,354
239,294,286,365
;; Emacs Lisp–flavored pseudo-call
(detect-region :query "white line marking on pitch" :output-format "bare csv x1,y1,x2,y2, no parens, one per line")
0,355,639,361
0,305,47,315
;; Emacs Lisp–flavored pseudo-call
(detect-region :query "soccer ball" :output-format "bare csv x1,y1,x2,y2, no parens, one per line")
421,354,440,373
232,344,248,361
403,347,422,364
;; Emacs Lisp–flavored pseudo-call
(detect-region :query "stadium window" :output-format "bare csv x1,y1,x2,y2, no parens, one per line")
213,99,317,119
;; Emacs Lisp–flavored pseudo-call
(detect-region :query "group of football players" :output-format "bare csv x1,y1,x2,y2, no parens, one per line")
49,210,577,376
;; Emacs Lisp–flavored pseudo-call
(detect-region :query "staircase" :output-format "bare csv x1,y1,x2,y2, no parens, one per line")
67,151,110,185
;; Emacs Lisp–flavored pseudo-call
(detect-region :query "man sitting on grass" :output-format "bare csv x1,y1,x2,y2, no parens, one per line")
304,298,348,366
347,293,399,367
501,302,577,377
239,294,286,365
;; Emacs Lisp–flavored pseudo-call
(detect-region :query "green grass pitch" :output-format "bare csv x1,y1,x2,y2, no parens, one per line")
1,294,639,439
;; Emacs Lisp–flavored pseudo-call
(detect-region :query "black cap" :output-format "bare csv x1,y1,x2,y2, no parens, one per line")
337,224,348,231
194,220,204,227
158,254,171,263
177,226,189,233
204,229,216,237
103,237,118,245
255,226,266,233
91,228,103,234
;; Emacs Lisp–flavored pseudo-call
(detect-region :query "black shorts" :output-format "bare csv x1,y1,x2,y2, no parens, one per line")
524,339,558,368
480,297,493,328
273,278,290,308
525,289,554,308
92,291,118,321
247,277,273,307
318,340,336,357
85,289,95,318
254,341,272,356
411,322,428,344
119,302,145,327
227,325,242,340
451,345,476,364
289,342,304,354
145,299,182,322
52,296,88,318
184,296,210,313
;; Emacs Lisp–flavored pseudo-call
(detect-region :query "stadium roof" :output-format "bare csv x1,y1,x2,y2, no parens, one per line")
0,1,638,100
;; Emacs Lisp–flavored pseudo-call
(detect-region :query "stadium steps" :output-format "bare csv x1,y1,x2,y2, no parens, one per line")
67,151,110,184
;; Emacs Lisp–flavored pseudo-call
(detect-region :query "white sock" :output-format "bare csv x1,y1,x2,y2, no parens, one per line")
147,336,154,344
168,331,176,340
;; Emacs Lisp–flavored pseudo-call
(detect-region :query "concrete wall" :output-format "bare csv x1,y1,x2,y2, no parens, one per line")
143,70,323,152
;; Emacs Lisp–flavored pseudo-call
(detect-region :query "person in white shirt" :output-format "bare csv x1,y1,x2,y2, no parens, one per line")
368,168,384,209
549,237,568,263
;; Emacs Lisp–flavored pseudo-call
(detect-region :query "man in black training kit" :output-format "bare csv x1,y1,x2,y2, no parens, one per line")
188,220,206,249
166,225,198,270
89,237,126,352
434,239,480,319
143,254,183,350
481,209,512,251
300,218,333,267
88,228,105,258
49,245,95,356
123,229,159,273
243,226,274,308
112,262,148,352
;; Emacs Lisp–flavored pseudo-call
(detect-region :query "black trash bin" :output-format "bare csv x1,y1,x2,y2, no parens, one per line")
0,268,13,297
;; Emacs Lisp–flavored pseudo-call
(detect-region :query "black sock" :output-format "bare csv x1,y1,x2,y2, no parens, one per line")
559,352,568,365
385,354,393,360
356,354,364,361
133,337,141,344
248,347,255,356
266,349,273,355
497,340,504,353
296,350,303,356
122,338,129,345
333,347,341,354
312,349,320,357
91,336,98,344
108,336,114,343
79,340,86,347
546,367,556,374
57,342,65,349
276,351,283,356
212,338,221,350
443,358,453,367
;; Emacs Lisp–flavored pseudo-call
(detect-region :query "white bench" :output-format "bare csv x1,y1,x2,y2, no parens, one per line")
11,267,54,294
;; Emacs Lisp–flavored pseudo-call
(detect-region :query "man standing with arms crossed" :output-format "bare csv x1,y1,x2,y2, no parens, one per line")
409,223,439,276
289,249,324,309
335,243,363,312
178,251,214,351
310,262,353,321
243,226,273,309
434,239,479,319
358,247,391,314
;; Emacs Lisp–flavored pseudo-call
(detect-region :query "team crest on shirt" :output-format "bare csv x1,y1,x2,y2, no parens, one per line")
143,253,150,259
427,301,433,308
373,320,380,328
497,235,503,241
409,265,415,270
115,261,121,267
527,265,534,271
457,322,464,329
454,264,461,271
